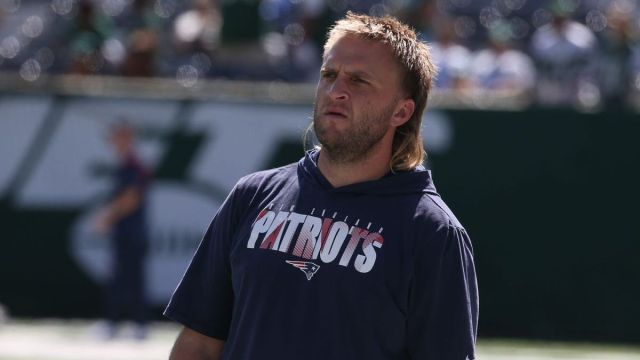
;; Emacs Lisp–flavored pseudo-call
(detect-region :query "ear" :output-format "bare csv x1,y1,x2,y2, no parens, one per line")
390,98,415,128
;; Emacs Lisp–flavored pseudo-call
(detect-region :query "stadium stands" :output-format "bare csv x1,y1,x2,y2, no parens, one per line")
0,0,639,109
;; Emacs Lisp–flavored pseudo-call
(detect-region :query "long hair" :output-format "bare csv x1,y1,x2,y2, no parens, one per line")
321,12,438,171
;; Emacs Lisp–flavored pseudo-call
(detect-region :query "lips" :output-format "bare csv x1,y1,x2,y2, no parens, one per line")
324,107,348,117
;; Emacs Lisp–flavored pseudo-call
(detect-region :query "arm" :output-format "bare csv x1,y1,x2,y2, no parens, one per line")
164,182,245,356
105,186,141,221
407,224,478,359
169,326,225,360
95,186,141,233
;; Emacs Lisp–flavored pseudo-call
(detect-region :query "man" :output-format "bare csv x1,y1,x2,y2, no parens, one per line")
530,2,597,106
165,12,478,360
96,122,150,339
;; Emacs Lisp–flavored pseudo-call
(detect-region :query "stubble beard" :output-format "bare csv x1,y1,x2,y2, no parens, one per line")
312,101,395,165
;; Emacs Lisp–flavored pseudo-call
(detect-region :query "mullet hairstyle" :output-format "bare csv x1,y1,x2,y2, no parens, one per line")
322,12,438,171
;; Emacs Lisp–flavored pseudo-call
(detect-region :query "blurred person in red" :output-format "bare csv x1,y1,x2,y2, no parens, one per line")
95,122,151,339
119,0,164,77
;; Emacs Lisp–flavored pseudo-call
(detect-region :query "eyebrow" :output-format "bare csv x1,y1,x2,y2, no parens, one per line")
346,70,374,79
320,66,376,81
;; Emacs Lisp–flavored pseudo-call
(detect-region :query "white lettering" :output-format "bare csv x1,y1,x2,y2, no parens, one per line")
320,221,349,263
292,215,322,259
278,212,307,252
354,233,384,273
247,211,275,248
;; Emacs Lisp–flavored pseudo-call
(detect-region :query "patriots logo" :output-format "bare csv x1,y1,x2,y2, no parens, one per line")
286,260,320,281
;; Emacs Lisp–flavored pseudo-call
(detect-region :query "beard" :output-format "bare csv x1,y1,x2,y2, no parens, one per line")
313,100,396,164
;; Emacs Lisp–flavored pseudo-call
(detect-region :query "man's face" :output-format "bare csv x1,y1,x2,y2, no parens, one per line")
313,34,406,164
110,127,133,157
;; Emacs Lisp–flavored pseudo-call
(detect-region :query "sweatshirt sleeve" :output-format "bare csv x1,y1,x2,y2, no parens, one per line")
163,183,244,340
407,223,479,360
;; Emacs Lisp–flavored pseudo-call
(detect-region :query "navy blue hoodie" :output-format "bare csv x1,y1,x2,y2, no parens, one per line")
165,150,478,360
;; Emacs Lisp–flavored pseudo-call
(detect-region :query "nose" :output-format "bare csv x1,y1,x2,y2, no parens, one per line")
326,76,349,101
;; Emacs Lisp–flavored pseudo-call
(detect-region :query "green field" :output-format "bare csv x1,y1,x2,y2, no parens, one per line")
0,320,639,360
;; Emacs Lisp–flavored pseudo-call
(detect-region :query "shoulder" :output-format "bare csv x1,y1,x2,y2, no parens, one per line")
413,192,466,240
234,162,298,195
214,163,299,220
123,154,148,174
409,193,473,258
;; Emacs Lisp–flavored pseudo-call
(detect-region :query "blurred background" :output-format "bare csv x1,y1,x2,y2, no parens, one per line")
1,0,640,359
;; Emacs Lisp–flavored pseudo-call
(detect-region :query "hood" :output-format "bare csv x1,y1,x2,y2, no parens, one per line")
298,150,438,196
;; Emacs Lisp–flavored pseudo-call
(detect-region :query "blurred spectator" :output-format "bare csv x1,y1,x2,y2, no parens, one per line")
289,24,322,82
429,16,472,90
120,27,157,77
2,0,640,108
470,21,536,93
597,6,638,107
259,0,324,81
171,0,222,79
214,0,265,79
173,0,222,56
118,0,165,77
95,122,151,340
63,0,114,75
530,2,598,107
404,0,438,43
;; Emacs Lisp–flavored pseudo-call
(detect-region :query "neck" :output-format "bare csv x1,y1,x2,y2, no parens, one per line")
117,148,133,159
317,138,393,188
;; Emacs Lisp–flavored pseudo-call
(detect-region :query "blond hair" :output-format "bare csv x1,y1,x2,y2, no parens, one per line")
323,12,437,171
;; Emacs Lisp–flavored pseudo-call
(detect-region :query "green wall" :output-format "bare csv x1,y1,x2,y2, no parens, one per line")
1,102,639,343
429,109,640,342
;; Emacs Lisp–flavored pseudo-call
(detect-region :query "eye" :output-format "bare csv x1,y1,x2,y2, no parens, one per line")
321,70,336,79
351,76,367,84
